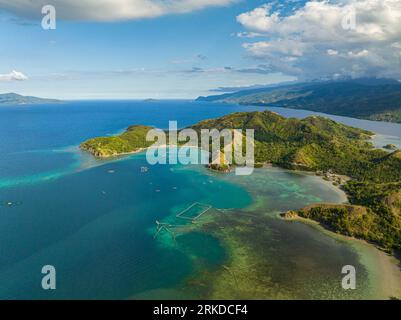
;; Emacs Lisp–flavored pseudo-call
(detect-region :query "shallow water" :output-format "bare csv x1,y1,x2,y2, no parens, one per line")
208,169,373,299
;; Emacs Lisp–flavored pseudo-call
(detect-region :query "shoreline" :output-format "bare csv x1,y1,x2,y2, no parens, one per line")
80,144,197,159
281,214,401,299
80,147,148,159
168,166,400,299
81,143,400,298
82,144,352,205
294,168,350,204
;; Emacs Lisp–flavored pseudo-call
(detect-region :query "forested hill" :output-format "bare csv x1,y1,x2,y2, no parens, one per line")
192,111,401,251
81,111,401,251
81,110,400,183
190,111,400,180
197,78,401,123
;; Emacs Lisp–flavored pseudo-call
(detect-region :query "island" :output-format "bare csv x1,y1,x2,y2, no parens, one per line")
0,93,61,105
81,110,401,253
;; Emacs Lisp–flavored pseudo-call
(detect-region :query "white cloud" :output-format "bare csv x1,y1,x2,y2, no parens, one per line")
0,0,236,21
0,70,28,81
348,49,369,58
327,49,339,56
237,0,401,79
237,4,279,33
391,42,401,49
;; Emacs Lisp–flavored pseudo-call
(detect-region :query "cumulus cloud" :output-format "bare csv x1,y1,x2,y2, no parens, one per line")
0,70,28,81
0,0,236,21
327,49,339,56
237,0,401,79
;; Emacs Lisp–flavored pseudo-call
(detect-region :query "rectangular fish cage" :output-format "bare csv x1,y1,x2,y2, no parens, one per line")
176,202,212,221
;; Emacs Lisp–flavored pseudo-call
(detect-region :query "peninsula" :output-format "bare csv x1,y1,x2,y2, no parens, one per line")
81,111,401,252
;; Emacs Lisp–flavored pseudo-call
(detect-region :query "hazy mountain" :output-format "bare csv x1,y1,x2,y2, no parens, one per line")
197,78,401,123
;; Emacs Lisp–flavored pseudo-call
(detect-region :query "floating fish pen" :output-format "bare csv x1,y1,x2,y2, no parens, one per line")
154,203,214,240
154,221,178,241
176,202,212,221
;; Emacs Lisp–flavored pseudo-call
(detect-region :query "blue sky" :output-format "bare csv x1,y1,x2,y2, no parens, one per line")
0,0,292,99
0,0,400,99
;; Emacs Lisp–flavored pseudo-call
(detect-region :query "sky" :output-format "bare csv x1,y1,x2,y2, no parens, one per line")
0,0,400,99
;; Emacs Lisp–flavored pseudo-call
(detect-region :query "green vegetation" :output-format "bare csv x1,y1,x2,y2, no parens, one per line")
285,201,400,251
80,125,154,157
191,111,376,173
82,110,401,250
192,111,401,251
283,157,401,251
384,144,397,150
207,163,231,173
343,182,401,250
197,78,401,123
369,110,401,123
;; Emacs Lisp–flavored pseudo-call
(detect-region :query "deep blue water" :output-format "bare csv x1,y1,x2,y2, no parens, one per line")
0,100,261,299
0,100,265,182
0,100,400,299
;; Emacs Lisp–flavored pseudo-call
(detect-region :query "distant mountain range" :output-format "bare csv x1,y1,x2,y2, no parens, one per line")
197,78,401,123
0,93,61,105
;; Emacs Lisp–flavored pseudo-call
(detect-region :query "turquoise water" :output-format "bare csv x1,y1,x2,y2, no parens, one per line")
0,101,400,299
0,154,250,299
